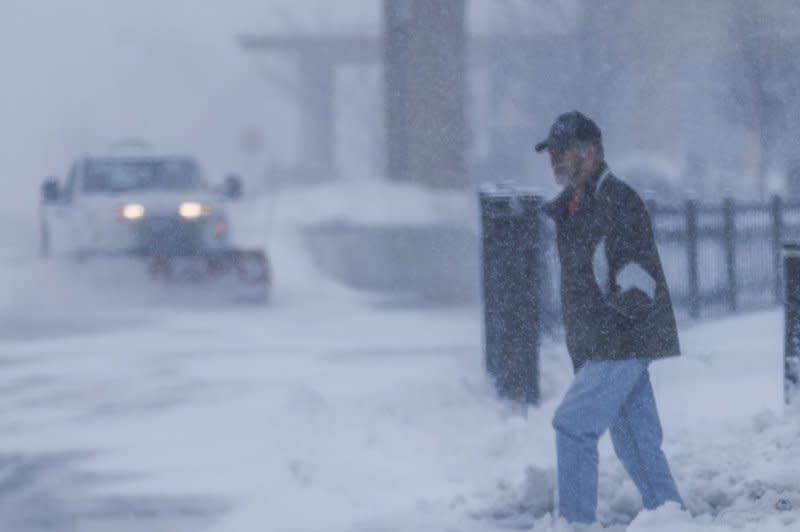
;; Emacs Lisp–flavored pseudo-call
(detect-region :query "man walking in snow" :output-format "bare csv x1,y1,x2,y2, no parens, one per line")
536,111,683,524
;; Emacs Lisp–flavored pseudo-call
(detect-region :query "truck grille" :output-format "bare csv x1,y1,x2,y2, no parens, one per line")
134,216,205,255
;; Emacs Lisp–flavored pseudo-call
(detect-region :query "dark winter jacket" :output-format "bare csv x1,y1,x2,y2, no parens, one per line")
543,163,680,371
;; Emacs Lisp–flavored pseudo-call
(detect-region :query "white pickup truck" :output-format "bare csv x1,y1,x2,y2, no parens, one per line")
39,154,270,299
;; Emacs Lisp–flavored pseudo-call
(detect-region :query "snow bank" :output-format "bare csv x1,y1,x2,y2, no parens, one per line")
200,308,799,532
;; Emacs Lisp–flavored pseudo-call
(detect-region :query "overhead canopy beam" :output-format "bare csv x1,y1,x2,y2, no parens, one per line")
239,30,562,186
239,34,380,65
238,33,552,65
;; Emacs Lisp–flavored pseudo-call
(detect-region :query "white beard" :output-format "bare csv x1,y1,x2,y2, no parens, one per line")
554,152,586,187
554,168,576,187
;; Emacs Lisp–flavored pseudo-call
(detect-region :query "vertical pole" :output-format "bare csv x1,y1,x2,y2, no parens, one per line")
645,198,657,215
772,195,784,304
383,0,467,187
686,199,700,318
408,0,467,187
383,0,413,183
479,188,542,405
723,198,737,312
519,194,543,404
538,204,556,335
297,57,335,179
783,244,800,404
480,192,503,382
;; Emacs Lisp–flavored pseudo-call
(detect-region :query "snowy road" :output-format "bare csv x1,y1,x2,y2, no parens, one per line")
0,274,487,531
0,288,798,531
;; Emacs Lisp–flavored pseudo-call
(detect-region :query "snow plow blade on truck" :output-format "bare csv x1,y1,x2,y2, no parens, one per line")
148,249,270,290
39,152,273,304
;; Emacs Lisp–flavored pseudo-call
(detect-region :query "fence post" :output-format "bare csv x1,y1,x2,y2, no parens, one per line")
783,244,800,404
723,198,737,312
686,199,700,318
479,188,543,405
645,198,657,216
772,195,784,304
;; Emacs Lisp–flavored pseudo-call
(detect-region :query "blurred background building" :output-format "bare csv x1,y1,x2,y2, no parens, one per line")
6,0,800,303
237,0,800,200
232,0,800,304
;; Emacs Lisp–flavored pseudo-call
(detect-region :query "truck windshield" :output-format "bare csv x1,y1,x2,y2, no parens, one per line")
83,159,205,193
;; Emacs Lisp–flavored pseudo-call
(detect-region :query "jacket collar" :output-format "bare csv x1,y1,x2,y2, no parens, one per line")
584,162,610,200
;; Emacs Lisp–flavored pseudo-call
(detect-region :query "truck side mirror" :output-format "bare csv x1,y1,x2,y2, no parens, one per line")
223,174,243,200
41,178,60,203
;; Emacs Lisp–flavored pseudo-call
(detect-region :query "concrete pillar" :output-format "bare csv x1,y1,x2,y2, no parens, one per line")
384,1,413,183
297,55,336,180
384,0,467,188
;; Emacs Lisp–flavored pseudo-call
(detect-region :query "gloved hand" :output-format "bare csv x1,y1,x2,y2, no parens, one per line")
606,287,654,321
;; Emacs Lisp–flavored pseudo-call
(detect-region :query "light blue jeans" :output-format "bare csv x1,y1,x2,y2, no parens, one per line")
552,358,683,523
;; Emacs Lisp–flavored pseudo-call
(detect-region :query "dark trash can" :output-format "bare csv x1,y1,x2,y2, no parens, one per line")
784,244,800,404
479,187,544,404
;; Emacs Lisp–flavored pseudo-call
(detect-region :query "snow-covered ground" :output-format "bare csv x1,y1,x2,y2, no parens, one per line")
0,182,798,531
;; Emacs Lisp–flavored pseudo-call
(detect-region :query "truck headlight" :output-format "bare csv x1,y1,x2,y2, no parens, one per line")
115,203,146,220
178,202,211,219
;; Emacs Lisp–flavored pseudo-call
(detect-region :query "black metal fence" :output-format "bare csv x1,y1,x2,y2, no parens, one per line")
784,244,800,404
540,196,800,327
480,191,800,403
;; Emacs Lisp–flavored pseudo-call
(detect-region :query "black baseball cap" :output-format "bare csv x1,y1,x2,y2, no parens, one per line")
534,111,602,152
